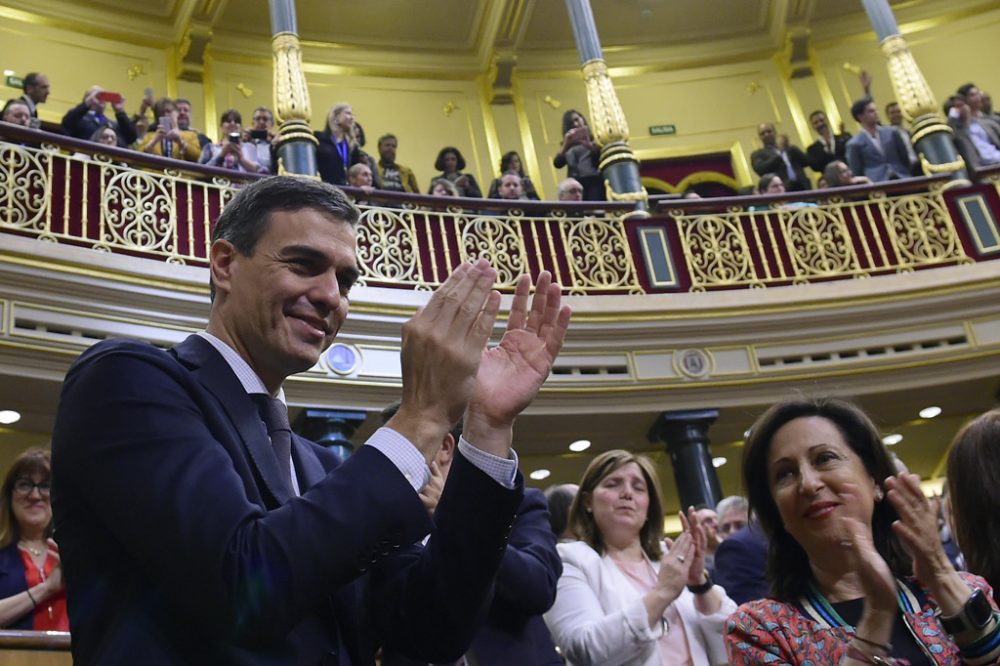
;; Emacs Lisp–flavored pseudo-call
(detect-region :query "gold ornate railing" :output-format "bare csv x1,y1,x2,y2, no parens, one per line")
2,123,998,294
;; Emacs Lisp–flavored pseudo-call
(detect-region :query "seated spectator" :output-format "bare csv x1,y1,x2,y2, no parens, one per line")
72,126,122,162
544,449,735,666
751,123,810,192
376,133,419,193
429,146,482,197
1,100,31,128
823,160,873,188
429,177,459,197
346,162,375,196
175,98,211,149
487,151,540,200
315,102,364,186
758,172,785,195
726,398,1000,665
242,106,275,174
493,172,527,201
554,109,604,201
138,98,201,162
715,495,749,541
957,83,1000,135
805,110,851,174
946,94,1000,171
544,483,578,542
846,97,911,183
0,448,69,631
61,86,137,147
17,73,50,120
947,409,1000,602
379,403,562,666
199,109,265,173
558,177,584,202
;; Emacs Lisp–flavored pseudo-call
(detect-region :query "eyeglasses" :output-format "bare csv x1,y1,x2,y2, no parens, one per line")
12,479,50,497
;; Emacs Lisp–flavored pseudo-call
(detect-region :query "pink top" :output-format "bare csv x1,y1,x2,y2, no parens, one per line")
614,558,693,666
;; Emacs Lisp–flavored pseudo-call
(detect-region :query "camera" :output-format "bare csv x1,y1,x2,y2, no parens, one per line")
228,132,241,144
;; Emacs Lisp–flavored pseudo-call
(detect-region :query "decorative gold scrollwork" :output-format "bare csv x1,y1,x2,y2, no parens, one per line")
886,194,966,265
782,207,858,280
355,207,421,285
102,170,174,251
678,214,758,290
460,216,526,286
0,144,49,230
562,215,637,294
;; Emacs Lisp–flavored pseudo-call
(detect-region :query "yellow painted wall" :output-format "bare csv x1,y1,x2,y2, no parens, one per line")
3,5,999,193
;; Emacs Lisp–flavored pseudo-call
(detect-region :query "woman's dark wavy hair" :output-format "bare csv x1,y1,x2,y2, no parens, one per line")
499,151,525,177
567,449,665,560
947,409,1000,598
434,146,466,173
561,109,589,135
742,397,910,600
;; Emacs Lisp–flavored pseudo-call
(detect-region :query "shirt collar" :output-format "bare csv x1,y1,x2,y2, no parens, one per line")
196,331,286,403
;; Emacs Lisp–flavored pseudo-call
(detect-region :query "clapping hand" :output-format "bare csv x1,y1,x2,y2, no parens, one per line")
885,472,955,589
680,507,709,586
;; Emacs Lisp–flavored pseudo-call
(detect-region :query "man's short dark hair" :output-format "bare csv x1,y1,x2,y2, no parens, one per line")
379,400,463,442
944,94,967,115
253,107,274,120
851,97,873,122
175,98,192,108
885,101,899,115
210,176,359,298
957,83,977,98
809,110,825,122
22,73,40,93
377,133,397,147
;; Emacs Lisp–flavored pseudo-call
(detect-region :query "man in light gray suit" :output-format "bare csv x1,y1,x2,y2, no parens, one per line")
846,98,911,183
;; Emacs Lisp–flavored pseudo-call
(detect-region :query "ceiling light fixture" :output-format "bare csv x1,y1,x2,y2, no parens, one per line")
882,433,903,446
569,439,591,452
529,469,551,481
919,406,942,419
0,410,21,425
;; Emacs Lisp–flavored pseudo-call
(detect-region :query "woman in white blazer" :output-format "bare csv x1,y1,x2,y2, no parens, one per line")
544,450,735,666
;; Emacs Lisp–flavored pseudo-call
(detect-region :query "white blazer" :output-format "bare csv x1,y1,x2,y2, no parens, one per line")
544,540,735,666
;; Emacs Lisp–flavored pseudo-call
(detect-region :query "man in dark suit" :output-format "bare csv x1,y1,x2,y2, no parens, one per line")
379,405,563,666
51,176,572,665
845,97,912,183
751,122,811,191
17,72,49,119
713,520,769,605
805,110,851,175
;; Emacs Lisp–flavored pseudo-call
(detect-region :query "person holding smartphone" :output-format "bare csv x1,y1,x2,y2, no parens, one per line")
138,98,202,162
199,109,266,173
240,107,276,174
60,85,137,147
553,110,604,201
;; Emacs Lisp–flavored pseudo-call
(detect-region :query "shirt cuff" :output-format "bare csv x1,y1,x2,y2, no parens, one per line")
457,436,518,489
365,426,429,492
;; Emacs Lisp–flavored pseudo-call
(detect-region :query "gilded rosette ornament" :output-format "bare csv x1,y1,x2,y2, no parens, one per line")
272,32,313,125
582,59,629,148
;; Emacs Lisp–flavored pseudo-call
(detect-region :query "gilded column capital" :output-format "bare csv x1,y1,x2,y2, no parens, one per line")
582,59,629,147
272,31,312,124
880,34,937,121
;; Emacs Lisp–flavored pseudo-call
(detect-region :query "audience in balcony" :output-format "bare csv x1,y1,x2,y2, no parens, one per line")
846,97,911,183
429,146,482,197
429,177,460,197
316,102,364,186
806,110,851,174
822,160,873,188
175,98,211,150
346,162,376,197
61,86,137,148
376,133,420,193
726,397,1000,666
17,72,50,120
885,101,921,176
487,151,540,200
554,109,604,201
492,172,529,201
242,107,276,174
199,109,266,173
1,100,31,128
351,121,382,189
558,177,584,202
544,449,735,666
0,448,68,632
715,495,749,544
752,123,810,192
947,91,1000,171
138,98,201,162
128,89,156,146
982,92,1000,125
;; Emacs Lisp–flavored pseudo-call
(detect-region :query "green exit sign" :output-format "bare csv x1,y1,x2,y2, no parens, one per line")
649,124,677,136
4,75,23,89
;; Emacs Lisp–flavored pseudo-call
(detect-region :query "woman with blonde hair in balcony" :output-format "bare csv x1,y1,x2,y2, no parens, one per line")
138,98,201,162
315,102,363,186
544,449,735,665
0,448,68,631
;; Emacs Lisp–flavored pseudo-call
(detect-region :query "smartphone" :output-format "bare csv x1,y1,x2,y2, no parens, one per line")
249,129,269,141
96,91,123,105
228,132,241,144
159,115,173,132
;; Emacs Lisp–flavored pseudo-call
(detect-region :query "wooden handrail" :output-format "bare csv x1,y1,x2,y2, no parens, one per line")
0,630,70,650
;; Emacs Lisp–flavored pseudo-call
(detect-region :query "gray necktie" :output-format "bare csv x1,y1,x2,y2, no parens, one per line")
252,394,293,490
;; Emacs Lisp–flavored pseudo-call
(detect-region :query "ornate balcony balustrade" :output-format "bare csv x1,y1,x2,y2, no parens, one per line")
2,123,998,295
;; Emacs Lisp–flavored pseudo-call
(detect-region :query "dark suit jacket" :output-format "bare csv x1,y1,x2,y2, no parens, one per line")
845,126,911,183
51,335,522,665
16,95,37,119
713,522,769,605
950,117,1000,171
315,130,364,186
750,145,810,191
60,102,137,147
806,133,851,173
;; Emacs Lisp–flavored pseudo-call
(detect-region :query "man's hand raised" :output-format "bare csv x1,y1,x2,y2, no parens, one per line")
387,260,500,462
463,270,572,457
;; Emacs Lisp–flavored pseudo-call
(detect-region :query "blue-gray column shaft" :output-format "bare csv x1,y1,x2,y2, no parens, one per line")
268,0,317,177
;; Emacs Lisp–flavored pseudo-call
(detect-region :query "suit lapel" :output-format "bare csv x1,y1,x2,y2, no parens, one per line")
172,335,293,505
291,435,327,491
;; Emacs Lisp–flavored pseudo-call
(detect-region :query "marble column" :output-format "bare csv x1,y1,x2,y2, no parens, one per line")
647,409,723,511
268,0,319,176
